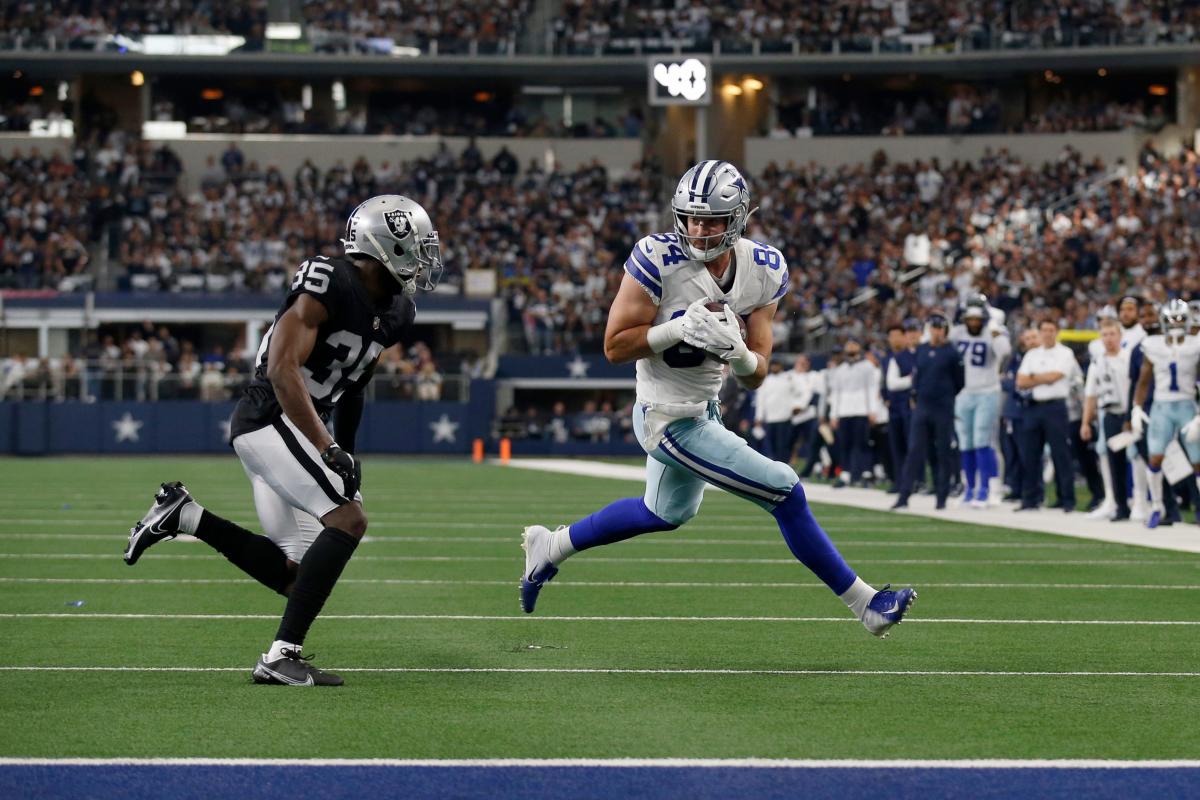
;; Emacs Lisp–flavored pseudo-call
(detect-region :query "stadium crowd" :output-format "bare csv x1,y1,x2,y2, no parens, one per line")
302,0,530,53
6,133,1200,367
773,88,1164,137
3,0,1197,53
0,324,447,403
552,0,1200,53
0,0,266,45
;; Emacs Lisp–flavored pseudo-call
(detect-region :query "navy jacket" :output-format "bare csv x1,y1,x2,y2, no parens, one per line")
883,349,916,418
1001,351,1028,420
912,342,964,409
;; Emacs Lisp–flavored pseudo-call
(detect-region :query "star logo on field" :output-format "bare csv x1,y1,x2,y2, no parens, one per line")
112,412,143,443
429,413,459,443
217,416,232,442
566,356,591,378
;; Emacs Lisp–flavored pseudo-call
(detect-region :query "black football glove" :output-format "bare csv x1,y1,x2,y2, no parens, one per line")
321,443,361,501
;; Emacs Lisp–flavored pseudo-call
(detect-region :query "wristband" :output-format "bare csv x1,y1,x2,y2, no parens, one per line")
647,316,685,353
729,345,759,376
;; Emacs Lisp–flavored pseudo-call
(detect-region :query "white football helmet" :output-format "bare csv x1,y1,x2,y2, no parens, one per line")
1160,298,1190,342
670,160,756,262
342,195,442,293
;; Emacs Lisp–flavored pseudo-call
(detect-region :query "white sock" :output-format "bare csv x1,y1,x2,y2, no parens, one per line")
1098,453,1114,508
839,576,876,619
1147,467,1164,511
267,639,300,662
547,526,577,565
178,501,203,535
1132,457,1148,509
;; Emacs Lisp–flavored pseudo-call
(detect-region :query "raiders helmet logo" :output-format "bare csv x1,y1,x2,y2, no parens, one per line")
384,209,413,239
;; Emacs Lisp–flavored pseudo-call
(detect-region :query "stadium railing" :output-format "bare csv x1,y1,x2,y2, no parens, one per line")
0,365,470,404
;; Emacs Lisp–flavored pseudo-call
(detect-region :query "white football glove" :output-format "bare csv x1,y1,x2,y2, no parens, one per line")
1130,406,1150,440
1182,414,1200,444
692,306,758,376
647,296,713,354
678,297,717,350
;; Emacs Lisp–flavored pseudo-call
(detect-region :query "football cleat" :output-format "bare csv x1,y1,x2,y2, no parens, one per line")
1146,509,1162,529
861,584,917,638
124,481,193,566
252,649,343,686
519,525,560,614
1086,503,1116,521
955,489,975,508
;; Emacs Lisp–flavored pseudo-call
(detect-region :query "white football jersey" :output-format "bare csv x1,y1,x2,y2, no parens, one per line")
625,232,788,408
1121,323,1146,349
1140,334,1200,403
949,324,1011,394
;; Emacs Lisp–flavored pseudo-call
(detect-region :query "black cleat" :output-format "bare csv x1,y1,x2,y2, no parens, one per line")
252,649,343,686
124,481,193,566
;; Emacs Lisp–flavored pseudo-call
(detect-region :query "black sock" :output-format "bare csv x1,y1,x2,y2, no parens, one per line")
275,527,359,646
194,510,293,596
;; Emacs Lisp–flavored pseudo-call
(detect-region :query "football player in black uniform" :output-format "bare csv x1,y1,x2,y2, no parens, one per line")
122,195,442,686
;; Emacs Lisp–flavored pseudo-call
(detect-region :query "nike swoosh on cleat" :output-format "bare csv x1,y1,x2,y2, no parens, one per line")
879,601,900,614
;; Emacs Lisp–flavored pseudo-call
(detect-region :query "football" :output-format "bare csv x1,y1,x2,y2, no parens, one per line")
704,300,747,362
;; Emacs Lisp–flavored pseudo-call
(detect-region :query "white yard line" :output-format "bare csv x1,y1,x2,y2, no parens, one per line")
0,667,1196,679
502,458,1200,555
0,756,1196,767
0,532,1118,550
2,612,1196,625
3,577,1195,590
0,553,1180,565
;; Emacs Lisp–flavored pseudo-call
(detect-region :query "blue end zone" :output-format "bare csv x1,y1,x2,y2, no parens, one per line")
3,765,1198,800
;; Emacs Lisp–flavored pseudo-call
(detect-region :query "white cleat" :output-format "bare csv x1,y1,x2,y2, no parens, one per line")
1086,503,1117,521
1130,505,1148,524
519,525,561,614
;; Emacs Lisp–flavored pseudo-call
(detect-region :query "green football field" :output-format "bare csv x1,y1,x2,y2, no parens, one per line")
1,456,1198,760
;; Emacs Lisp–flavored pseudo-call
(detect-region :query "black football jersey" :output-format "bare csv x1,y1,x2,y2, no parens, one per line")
230,255,416,439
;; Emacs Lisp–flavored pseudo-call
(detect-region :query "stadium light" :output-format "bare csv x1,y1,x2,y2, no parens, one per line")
130,70,145,87
57,81,68,101
301,84,312,111
1148,84,1168,96
1097,68,1108,77
265,22,302,40
332,80,346,111
722,83,743,97
741,77,763,92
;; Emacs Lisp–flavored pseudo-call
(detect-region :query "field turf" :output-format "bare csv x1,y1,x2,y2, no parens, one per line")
1,456,1198,764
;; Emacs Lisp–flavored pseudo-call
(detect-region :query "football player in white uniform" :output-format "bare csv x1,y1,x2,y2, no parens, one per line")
950,293,1010,507
519,160,916,638
1131,299,1200,528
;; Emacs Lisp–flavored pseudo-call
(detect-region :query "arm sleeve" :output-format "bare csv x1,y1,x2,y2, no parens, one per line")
1083,364,1100,398
623,237,663,305
992,334,1012,362
868,365,882,416
827,371,840,420
886,358,913,391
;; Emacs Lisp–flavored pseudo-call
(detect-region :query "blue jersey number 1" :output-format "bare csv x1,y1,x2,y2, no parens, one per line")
1169,362,1180,392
